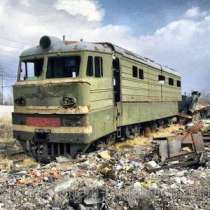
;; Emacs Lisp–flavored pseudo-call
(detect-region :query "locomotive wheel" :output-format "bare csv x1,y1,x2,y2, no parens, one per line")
125,126,134,139
29,139,50,163
132,126,140,137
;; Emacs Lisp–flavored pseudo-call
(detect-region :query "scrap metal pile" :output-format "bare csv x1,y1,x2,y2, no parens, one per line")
0,122,210,209
149,121,210,170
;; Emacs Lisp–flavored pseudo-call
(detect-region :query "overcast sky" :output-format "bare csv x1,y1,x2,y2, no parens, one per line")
0,0,210,94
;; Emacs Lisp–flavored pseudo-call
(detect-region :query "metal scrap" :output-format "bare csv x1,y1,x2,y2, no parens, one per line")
149,122,208,170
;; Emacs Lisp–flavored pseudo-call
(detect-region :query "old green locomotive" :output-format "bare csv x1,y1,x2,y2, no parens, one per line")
12,36,181,161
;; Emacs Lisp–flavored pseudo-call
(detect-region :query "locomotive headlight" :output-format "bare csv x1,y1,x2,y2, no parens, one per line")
61,96,77,108
39,35,63,50
15,97,26,106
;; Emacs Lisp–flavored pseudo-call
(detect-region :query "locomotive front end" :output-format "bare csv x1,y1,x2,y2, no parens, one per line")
12,36,92,161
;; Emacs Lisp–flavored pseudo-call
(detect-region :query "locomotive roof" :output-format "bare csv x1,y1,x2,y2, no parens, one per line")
21,37,181,77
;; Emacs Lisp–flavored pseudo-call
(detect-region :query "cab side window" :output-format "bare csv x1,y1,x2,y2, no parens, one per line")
95,56,103,77
87,56,93,76
177,80,181,87
86,56,103,77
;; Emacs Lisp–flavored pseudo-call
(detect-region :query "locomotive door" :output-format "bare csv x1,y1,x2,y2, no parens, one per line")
112,57,122,128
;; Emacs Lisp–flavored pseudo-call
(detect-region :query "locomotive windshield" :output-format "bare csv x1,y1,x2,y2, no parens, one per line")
46,56,80,78
19,58,44,80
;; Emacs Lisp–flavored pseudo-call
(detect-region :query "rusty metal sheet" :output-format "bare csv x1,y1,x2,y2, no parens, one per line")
192,132,204,153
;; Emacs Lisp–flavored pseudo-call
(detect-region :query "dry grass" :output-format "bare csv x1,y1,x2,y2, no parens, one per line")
0,105,14,142
0,156,13,171
0,154,38,172
151,124,184,138
0,123,13,141
113,124,184,150
114,136,151,150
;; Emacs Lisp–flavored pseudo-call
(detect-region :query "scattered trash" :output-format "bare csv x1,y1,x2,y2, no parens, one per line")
145,161,160,171
98,150,111,160
0,124,209,209
56,156,71,163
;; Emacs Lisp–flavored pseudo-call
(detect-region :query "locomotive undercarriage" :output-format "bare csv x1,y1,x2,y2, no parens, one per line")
16,116,177,163
14,131,91,163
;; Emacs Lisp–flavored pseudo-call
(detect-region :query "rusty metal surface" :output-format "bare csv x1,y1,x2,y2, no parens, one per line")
192,133,204,153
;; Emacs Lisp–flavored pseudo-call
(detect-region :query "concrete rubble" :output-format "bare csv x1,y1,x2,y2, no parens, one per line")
0,124,209,209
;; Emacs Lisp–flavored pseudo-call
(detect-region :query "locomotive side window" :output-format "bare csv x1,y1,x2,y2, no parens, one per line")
177,80,181,87
169,78,174,86
132,66,138,78
19,59,44,80
133,66,144,79
158,75,165,81
95,56,103,77
139,69,144,79
46,56,80,78
86,56,103,77
86,56,94,76
158,75,165,84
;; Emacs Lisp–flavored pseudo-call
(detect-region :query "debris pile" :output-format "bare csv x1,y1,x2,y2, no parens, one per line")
0,124,209,209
